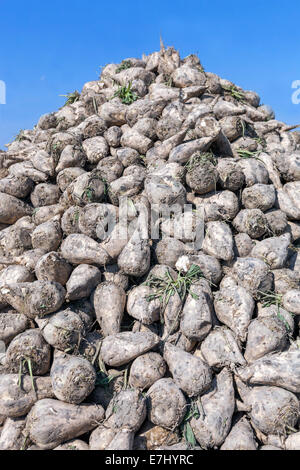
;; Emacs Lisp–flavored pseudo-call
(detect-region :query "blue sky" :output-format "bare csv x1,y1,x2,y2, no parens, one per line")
0,0,299,149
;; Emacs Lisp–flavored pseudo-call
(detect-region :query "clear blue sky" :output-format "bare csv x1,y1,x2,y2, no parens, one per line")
0,0,300,149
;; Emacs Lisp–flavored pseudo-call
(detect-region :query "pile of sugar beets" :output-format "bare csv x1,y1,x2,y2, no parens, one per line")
1,43,300,451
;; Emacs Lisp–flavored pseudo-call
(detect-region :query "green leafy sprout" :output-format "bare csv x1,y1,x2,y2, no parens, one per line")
236,148,264,163
18,357,35,392
73,209,80,224
257,290,283,309
256,290,294,333
222,85,245,102
101,176,109,197
15,130,26,142
254,136,267,148
113,82,138,105
96,367,129,390
138,155,147,167
81,187,95,202
195,63,205,73
145,264,209,311
181,401,200,448
96,372,115,387
241,120,246,138
164,75,173,87
60,90,80,107
116,60,132,73
20,436,28,451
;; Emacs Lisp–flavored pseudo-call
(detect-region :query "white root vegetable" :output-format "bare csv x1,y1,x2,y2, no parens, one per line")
234,233,254,257
145,174,186,208
220,417,258,450
57,167,86,192
176,253,222,285
66,264,101,301
257,303,294,332
217,158,245,190
0,312,29,345
244,317,288,363
214,285,255,341
5,329,51,375
155,237,187,268
0,193,33,224
0,417,27,450
105,389,147,432
55,144,86,172
237,350,300,393
272,268,299,295
60,234,110,266
100,222,128,260
190,368,235,449
0,175,34,199
78,202,118,240
242,183,276,211
235,378,299,436
101,264,129,290
108,173,144,206
89,426,116,450
0,264,34,287
31,183,61,207
237,159,269,187
106,429,134,450
127,285,160,325
163,343,212,397
285,432,300,450
180,279,213,341
200,327,246,368
37,308,86,351
134,421,181,450
51,354,96,404
35,251,72,285
0,281,66,318
250,233,290,269
129,352,166,390
82,136,109,164
147,378,186,430
32,204,64,225
193,190,239,222
233,209,268,239
100,331,160,367
185,155,219,194
25,398,105,450
118,227,150,277
266,209,287,235
282,289,300,314
92,281,126,336
0,374,54,417
202,221,234,261
31,217,62,252
230,257,273,295
168,138,213,164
